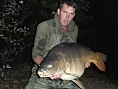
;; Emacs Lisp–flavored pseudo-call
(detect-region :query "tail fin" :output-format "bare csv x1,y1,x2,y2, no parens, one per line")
93,52,107,71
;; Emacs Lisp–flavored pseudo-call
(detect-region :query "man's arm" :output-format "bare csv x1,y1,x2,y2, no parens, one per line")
32,22,49,65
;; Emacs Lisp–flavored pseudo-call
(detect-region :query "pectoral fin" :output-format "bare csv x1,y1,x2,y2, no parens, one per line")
72,79,85,89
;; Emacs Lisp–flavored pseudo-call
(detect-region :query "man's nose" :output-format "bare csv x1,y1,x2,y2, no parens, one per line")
66,14,70,19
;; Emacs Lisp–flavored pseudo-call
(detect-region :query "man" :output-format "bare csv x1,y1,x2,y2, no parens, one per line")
25,0,90,89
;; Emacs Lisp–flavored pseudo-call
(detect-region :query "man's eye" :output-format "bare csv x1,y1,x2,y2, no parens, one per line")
63,11,67,13
70,13,75,16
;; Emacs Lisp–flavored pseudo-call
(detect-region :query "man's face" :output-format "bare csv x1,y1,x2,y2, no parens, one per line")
57,3,76,27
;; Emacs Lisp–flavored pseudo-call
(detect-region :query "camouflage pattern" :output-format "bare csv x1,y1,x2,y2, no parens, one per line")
25,65,80,89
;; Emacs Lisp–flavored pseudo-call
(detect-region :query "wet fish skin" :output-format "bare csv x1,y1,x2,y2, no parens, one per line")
38,42,107,80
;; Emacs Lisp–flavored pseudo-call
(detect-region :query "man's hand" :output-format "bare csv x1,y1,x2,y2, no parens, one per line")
85,62,90,68
50,74,62,80
34,56,44,65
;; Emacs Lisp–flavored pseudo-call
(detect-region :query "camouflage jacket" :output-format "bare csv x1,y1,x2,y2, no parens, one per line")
32,13,78,60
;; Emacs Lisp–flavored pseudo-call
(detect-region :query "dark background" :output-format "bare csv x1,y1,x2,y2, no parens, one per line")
85,0,118,81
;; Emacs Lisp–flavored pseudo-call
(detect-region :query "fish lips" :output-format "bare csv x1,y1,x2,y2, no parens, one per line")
38,61,59,77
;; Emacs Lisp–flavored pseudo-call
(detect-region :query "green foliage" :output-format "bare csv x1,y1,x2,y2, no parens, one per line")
0,0,36,62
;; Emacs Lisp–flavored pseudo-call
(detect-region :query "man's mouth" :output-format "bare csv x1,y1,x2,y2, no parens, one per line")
64,20,69,23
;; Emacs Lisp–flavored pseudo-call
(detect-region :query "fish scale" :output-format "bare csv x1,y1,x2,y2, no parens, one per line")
38,42,107,89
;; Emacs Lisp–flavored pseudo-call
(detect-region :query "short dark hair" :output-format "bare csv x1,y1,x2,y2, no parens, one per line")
58,0,77,9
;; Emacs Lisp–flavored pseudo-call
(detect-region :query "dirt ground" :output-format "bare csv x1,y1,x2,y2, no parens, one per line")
0,62,118,89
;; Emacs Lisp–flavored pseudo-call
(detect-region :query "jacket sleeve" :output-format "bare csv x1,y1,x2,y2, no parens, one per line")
32,22,49,60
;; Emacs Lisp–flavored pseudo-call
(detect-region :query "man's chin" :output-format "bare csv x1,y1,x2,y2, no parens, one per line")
62,24,68,27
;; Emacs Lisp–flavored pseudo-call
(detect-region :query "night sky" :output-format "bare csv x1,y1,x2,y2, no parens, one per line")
89,0,118,81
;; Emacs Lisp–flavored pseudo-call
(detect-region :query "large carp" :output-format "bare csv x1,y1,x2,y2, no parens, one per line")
37,42,107,89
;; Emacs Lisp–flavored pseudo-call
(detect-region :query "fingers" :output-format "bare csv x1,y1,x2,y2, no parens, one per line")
85,62,90,68
50,74,62,80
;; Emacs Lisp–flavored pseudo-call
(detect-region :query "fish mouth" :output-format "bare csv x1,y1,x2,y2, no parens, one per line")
37,71,46,77
37,71,52,77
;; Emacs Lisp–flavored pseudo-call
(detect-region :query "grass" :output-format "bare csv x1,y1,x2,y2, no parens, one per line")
0,61,118,89
0,61,33,89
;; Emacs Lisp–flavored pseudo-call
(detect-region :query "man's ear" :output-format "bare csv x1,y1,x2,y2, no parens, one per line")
57,9,60,15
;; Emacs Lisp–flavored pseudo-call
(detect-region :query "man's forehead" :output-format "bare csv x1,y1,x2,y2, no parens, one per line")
62,3,75,8
61,4,76,13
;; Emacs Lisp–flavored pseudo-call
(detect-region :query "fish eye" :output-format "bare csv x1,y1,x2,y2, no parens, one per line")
47,64,53,68
47,62,53,68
